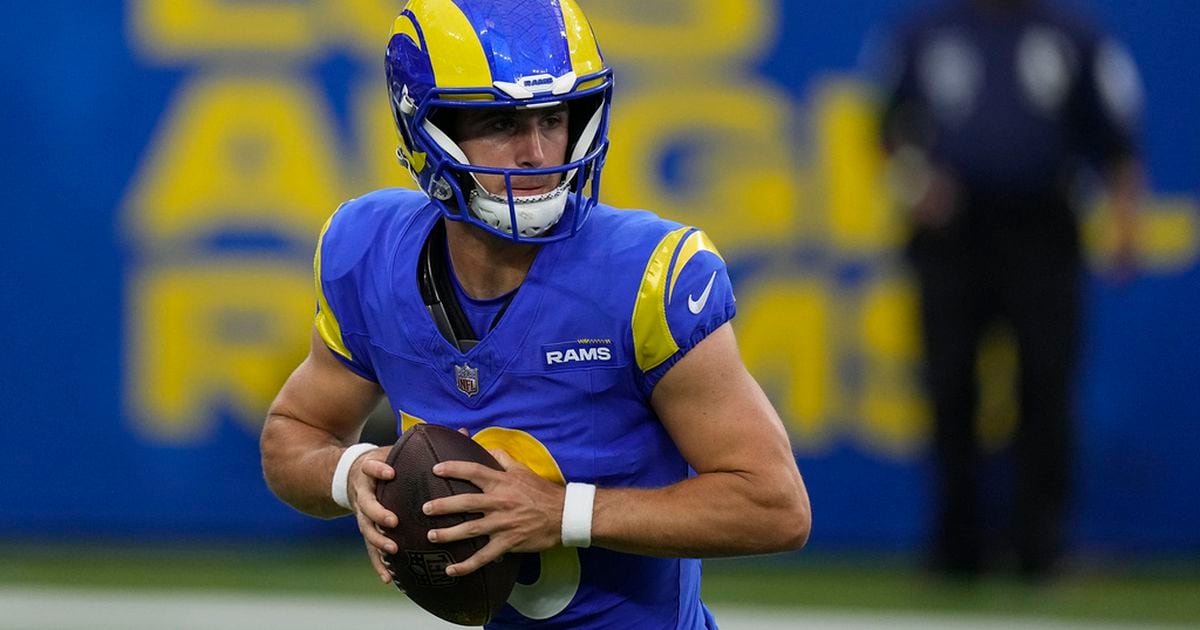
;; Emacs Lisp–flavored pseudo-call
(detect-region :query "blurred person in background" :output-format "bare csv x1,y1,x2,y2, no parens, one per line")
261,0,810,627
878,0,1144,581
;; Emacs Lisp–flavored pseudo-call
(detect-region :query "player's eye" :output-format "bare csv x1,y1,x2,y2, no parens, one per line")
489,116,518,133
540,110,567,130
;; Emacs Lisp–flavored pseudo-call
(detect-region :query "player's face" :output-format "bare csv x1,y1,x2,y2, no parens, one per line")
452,105,570,197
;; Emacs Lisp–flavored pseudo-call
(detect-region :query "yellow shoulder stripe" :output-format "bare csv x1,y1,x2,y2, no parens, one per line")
668,230,723,305
632,227,690,372
313,213,352,361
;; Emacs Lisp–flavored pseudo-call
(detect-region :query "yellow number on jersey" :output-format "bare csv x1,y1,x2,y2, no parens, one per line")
472,427,581,620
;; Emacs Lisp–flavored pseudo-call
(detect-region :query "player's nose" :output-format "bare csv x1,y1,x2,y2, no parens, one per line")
514,121,547,169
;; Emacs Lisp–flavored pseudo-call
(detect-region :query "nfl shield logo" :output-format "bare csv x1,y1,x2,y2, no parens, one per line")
406,550,455,587
455,363,479,397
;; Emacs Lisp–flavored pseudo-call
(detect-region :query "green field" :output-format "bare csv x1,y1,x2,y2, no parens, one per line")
1,544,1197,627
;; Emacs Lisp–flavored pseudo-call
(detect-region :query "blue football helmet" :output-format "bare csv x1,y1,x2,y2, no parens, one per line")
386,0,614,242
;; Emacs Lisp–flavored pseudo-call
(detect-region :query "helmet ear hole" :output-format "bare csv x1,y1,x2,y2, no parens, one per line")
567,95,604,156
427,107,458,140
425,107,476,193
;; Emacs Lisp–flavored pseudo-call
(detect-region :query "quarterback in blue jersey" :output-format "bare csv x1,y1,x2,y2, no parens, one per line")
261,1,811,628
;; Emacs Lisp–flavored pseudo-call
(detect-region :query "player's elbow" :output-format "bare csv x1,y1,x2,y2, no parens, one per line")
765,477,811,552
781,487,812,551
260,416,301,511
260,413,344,520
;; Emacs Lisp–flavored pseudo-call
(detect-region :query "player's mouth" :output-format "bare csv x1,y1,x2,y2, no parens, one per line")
511,186,553,196
510,177,560,196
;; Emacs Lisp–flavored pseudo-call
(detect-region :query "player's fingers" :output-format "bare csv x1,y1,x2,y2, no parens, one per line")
428,513,502,544
458,427,470,436
432,460,500,486
488,448,528,472
445,536,510,578
360,458,395,481
422,492,495,518
357,511,399,555
363,537,392,584
356,492,399,529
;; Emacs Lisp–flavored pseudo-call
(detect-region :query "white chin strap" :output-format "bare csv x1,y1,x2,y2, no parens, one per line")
421,102,603,238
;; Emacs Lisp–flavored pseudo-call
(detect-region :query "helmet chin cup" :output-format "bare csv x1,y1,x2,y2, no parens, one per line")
468,181,570,239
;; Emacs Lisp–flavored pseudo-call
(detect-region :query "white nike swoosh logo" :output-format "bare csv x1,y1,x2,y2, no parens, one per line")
688,271,718,315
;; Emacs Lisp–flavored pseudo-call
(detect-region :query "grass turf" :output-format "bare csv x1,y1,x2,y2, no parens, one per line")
0,544,1196,626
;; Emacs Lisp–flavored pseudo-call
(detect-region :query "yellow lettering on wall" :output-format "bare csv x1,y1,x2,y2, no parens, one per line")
125,76,344,245
734,277,835,451
813,80,905,254
131,0,404,62
131,0,781,67
127,262,313,442
329,0,406,60
604,83,801,252
580,0,775,66
131,0,317,60
857,277,929,455
1083,198,1199,272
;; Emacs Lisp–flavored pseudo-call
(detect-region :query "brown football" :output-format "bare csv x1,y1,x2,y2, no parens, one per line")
375,423,521,626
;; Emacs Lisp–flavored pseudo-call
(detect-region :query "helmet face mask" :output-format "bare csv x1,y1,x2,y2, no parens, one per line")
386,0,614,243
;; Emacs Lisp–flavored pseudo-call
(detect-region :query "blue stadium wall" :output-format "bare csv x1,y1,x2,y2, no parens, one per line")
1,1,1196,554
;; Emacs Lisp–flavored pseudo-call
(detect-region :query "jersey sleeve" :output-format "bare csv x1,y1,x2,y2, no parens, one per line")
631,227,736,392
313,203,379,382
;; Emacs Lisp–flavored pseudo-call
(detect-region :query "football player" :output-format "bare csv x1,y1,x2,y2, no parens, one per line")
261,0,811,627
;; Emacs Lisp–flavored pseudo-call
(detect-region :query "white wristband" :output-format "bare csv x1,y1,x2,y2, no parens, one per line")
561,482,596,548
331,443,379,510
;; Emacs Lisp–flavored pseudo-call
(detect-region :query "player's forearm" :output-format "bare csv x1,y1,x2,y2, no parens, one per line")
260,412,353,519
589,468,810,557
261,334,384,518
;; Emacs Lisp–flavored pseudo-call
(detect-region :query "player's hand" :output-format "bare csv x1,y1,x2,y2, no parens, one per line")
347,446,400,583
424,449,565,577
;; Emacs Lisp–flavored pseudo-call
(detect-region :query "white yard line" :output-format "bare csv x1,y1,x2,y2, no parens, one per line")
0,587,1181,630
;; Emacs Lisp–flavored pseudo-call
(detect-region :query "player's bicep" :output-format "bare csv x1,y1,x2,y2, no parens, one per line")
649,323,796,478
269,326,384,442
651,323,811,552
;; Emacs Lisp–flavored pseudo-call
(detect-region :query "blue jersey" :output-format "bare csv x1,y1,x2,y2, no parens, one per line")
313,189,735,629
